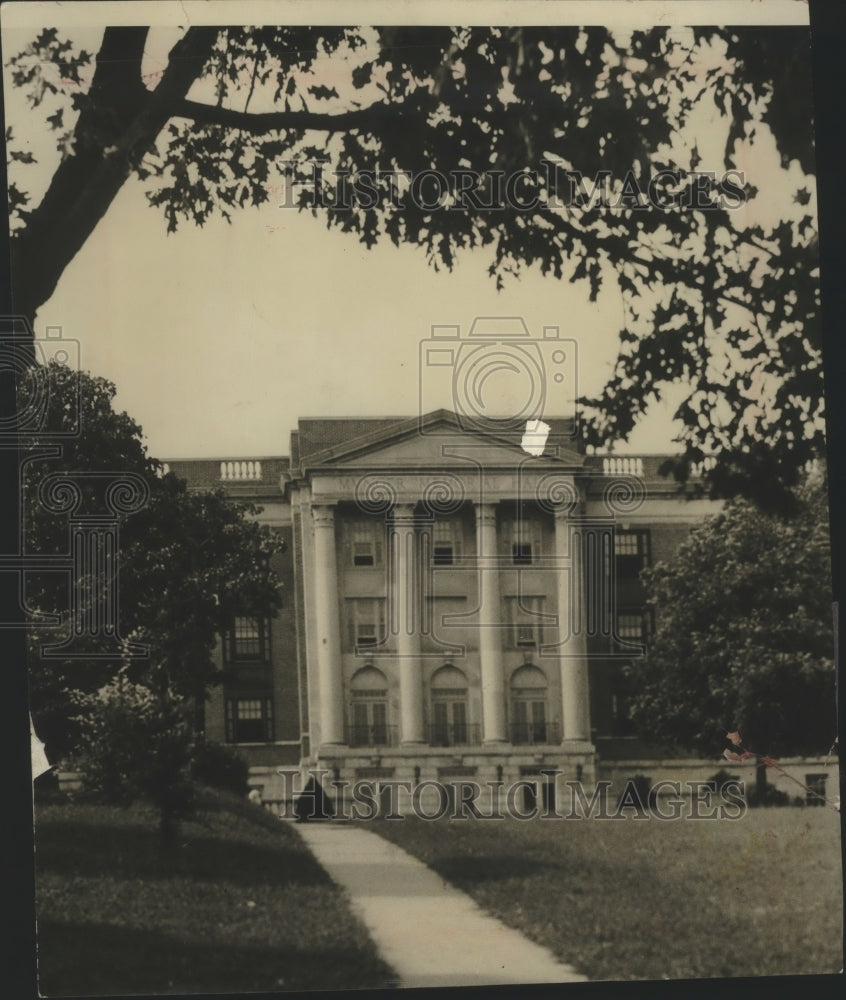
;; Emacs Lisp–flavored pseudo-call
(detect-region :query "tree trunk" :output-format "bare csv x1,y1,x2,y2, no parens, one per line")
755,755,769,801
159,807,179,846
10,26,219,327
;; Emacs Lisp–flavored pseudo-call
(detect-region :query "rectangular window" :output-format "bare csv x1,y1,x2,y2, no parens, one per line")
610,689,635,736
357,623,378,646
433,545,454,566
616,611,648,641
512,542,533,566
505,596,546,648
350,698,390,746
511,698,548,744
350,521,384,567
432,520,462,567
614,529,650,580
225,697,273,743
353,542,374,566
227,617,269,661
347,598,387,649
510,519,542,566
431,697,470,746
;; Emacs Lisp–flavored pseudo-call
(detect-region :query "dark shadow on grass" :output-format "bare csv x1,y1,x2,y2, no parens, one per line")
36,819,328,887
430,854,556,882
191,789,291,832
37,919,396,996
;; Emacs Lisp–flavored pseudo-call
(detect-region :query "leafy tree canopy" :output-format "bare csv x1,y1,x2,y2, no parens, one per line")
6,25,822,510
628,475,835,760
21,361,284,760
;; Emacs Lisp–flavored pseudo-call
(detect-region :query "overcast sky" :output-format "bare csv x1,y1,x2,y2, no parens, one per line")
2,1,814,461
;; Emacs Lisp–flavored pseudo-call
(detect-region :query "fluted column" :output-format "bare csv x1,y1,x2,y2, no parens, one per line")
554,508,591,742
312,504,345,745
392,503,424,743
475,502,506,742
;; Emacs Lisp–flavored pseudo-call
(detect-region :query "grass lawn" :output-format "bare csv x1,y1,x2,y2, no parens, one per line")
370,805,843,982
35,789,396,996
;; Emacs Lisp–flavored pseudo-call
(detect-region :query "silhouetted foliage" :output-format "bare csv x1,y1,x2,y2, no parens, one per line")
190,740,250,797
628,476,835,761
20,363,284,762
7,24,822,508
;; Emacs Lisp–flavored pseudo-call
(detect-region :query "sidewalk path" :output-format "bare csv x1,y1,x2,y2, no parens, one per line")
294,821,588,988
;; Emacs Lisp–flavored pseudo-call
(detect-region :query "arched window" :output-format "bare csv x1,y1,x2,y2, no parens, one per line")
510,664,549,745
430,664,473,746
349,666,391,746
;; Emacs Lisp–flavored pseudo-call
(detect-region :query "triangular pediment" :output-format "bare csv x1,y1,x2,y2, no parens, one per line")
299,410,585,471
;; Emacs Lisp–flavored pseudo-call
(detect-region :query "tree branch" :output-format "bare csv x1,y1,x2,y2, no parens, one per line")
244,53,260,113
171,98,396,134
89,26,149,101
11,26,221,324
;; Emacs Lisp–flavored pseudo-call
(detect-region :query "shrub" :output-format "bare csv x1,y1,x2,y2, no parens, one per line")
746,782,791,808
708,769,742,796
191,740,249,796
71,671,195,841
615,774,656,813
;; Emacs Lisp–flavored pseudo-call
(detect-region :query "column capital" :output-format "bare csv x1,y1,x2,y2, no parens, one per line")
552,502,586,522
474,500,499,528
391,501,418,522
553,497,587,520
311,503,336,527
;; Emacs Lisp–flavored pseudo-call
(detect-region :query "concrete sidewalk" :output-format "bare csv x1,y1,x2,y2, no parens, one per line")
294,821,587,989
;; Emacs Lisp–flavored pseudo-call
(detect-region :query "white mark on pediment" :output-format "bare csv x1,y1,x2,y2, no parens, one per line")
521,419,550,457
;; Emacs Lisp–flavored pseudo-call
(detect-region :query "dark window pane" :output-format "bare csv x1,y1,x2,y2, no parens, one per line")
230,618,265,660
452,701,467,743
531,700,547,742
236,717,265,742
228,698,272,742
433,545,453,566
433,701,449,745
353,542,375,566
353,702,368,730
614,530,650,580
516,625,536,647
512,543,532,566
371,702,388,744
